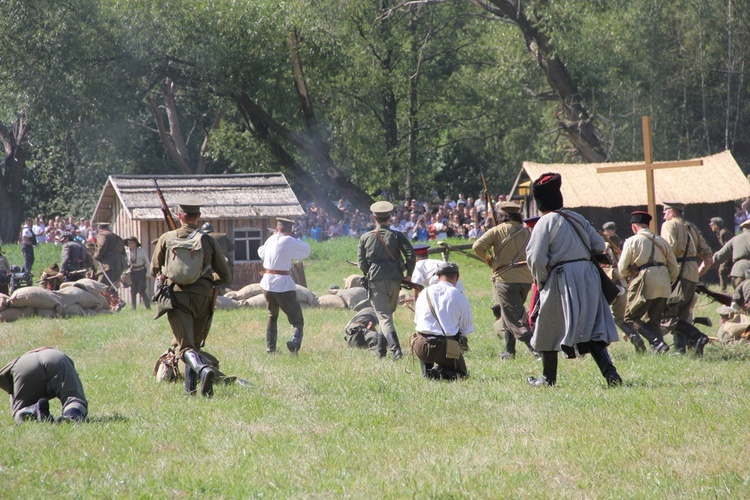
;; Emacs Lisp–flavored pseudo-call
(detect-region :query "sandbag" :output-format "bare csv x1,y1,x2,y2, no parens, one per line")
60,278,108,296
336,287,368,309
243,294,268,308
226,283,264,301
215,295,241,310
0,307,35,322
344,274,364,289
54,287,100,309
62,304,85,317
317,294,347,309
35,308,60,319
295,285,317,306
10,286,64,311
0,293,10,312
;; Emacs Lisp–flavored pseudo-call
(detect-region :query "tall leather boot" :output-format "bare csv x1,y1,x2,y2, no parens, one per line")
286,324,303,354
499,331,517,360
520,331,541,359
386,331,403,361
184,364,198,395
266,325,278,354
672,330,687,354
376,333,388,358
619,321,647,353
676,320,708,357
635,325,668,353
527,351,557,387
589,341,623,386
183,350,217,397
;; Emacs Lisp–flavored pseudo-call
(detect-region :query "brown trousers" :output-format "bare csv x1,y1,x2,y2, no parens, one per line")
411,333,467,376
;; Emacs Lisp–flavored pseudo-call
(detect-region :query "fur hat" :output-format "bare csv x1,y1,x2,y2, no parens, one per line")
532,173,563,212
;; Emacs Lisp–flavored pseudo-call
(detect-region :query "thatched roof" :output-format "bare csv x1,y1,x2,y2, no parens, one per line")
521,150,749,208
92,173,305,222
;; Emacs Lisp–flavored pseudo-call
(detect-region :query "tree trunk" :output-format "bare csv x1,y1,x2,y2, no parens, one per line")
0,114,28,244
236,93,374,215
480,0,607,162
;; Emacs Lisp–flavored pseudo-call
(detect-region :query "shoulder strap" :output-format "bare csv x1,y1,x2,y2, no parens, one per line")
373,228,400,265
556,211,593,256
425,288,447,336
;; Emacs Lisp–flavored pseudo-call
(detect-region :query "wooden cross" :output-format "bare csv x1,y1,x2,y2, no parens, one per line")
596,116,703,232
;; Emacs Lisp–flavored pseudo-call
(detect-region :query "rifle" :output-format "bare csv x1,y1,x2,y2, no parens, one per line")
695,283,732,306
153,178,178,231
435,241,484,263
345,259,422,291
598,230,622,264
481,172,499,229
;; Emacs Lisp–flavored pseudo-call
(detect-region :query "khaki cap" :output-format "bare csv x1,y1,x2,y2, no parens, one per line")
740,219,750,230
276,218,295,230
370,201,394,217
175,195,204,214
497,201,521,214
662,201,686,212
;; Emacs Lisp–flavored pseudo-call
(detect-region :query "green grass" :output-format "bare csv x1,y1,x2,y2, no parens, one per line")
1,238,749,497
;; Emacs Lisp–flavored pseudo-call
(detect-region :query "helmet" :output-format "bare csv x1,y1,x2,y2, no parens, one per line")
201,222,214,233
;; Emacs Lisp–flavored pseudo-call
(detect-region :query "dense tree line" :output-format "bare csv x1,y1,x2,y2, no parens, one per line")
1,0,748,242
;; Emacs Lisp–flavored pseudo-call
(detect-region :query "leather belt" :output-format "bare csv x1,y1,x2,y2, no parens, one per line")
638,263,665,270
677,256,699,263
264,269,290,275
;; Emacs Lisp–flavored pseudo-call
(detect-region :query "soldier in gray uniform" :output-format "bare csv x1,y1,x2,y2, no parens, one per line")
0,347,88,424
700,219,750,289
344,304,387,355
357,201,416,360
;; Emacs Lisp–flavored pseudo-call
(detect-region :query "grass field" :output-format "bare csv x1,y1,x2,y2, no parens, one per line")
1,237,749,498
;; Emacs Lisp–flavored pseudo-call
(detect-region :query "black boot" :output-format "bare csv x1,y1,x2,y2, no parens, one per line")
183,350,217,397
528,351,557,387
286,324,303,354
55,406,86,424
695,334,710,357
619,321,647,353
376,333,388,358
499,330,517,360
635,325,668,354
420,361,434,378
672,330,687,354
386,331,403,361
266,324,278,354
184,364,198,395
589,341,623,387
429,365,459,381
520,331,541,359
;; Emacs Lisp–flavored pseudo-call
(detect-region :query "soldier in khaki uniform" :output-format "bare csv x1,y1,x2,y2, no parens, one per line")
660,201,713,356
151,196,232,397
472,201,536,359
0,347,87,423
699,219,750,288
94,221,127,311
708,217,733,291
357,201,416,360
618,211,679,353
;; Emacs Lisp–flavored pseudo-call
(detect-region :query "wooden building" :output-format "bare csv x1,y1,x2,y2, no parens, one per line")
509,150,750,282
90,173,305,290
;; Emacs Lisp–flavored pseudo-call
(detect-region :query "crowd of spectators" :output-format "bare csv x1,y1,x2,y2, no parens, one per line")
293,191,515,242
734,199,750,232
22,215,97,245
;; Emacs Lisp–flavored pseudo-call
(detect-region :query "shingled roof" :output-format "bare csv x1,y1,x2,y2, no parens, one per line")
92,173,305,222
520,150,749,208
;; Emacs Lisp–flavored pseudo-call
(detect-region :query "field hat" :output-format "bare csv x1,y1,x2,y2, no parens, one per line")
436,262,459,276
662,201,686,212
602,221,617,230
175,195,204,214
370,201,394,217
276,218,294,231
497,201,521,214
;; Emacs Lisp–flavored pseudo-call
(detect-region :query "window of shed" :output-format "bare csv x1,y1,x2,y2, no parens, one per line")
235,227,262,262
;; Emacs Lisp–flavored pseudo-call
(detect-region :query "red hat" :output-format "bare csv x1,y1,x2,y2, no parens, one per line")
413,244,430,257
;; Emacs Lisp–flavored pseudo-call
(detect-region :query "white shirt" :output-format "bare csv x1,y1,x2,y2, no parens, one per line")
412,259,465,293
414,280,473,336
33,223,47,243
258,231,311,292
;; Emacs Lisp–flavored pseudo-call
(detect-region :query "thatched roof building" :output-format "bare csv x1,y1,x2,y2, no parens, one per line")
91,173,306,291
510,150,750,282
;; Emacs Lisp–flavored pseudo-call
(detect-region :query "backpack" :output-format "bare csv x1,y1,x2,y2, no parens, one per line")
164,229,210,286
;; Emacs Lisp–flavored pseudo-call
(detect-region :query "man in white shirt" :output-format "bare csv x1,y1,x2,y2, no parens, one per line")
258,218,312,354
20,218,35,273
411,262,473,380
33,217,47,244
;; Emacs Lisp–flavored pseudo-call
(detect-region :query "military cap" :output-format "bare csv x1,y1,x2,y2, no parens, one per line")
45,262,60,274
436,261,459,276
709,217,724,227
59,231,73,241
276,218,294,231
741,219,750,230
370,201,394,217
662,201,686,212
96,221,110,228
497,201,521,214
175,195,204,214
124,236,141,247
602,221,617,230
630,211,652,225
413,244,430,257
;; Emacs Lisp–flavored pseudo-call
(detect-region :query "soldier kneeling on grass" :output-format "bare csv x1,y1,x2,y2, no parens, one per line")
344,300,387,357
0,347,88,424
411,262,474,380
